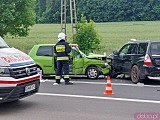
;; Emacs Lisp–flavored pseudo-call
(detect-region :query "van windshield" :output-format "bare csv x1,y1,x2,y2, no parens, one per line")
0,37,9,48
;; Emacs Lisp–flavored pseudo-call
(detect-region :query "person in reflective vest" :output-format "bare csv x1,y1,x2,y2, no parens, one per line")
53,32,73,85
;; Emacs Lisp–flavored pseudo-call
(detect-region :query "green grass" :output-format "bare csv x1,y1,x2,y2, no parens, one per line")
4,21,160,55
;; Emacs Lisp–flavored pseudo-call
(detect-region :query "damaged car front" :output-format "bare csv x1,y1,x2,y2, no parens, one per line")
71,47,110,79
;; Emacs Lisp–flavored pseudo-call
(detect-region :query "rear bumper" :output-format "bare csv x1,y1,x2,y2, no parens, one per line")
0,78,40,103
144,66,160,77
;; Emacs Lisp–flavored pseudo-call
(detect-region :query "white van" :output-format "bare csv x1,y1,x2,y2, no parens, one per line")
0,37,40,103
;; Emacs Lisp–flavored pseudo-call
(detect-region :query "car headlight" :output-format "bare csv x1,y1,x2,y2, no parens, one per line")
105,63,109,67
0,67,10,77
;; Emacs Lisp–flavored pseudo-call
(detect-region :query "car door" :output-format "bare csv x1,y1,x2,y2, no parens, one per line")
71,47,84,74
122,43,138,72
114,43,138,73
136,43,147,65
36,45,55,74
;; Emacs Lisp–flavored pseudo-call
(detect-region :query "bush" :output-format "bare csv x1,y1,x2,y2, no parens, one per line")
73,15,101,54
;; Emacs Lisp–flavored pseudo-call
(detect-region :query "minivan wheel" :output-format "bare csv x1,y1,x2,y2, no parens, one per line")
86,67,99,79
131,65,141,83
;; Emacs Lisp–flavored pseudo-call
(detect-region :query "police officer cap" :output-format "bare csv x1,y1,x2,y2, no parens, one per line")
58,32,66,41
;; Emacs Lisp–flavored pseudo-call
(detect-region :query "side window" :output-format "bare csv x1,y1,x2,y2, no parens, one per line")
138,43,147,54
36,46,53,56
127,44,138,54
119,44,130,55
119,44,138,55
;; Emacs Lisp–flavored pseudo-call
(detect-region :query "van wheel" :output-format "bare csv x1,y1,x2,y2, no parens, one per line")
86,67,99,79
131,65,142,83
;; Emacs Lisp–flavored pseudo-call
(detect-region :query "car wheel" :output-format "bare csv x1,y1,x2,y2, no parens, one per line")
131,65,142,83
86,67,99,79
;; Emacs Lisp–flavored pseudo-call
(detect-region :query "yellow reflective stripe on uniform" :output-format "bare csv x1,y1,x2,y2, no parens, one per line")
55,76,61,79
64,75,69,78
68,52,71,55
57,57,69,60
56,45,65,52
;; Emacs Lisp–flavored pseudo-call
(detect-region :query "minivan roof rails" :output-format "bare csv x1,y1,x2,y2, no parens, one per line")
129,38,151,43
130,38,137,41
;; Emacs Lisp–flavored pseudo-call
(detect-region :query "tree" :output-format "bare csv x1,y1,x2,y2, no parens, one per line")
0,0,36,38
73,15,101,54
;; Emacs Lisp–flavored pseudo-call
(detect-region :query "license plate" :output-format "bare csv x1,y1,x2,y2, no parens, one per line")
25,84,35,92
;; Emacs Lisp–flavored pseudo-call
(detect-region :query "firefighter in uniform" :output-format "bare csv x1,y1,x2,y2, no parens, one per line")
53,32,73,85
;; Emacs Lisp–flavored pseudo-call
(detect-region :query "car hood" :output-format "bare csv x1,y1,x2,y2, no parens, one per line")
86,53,107,60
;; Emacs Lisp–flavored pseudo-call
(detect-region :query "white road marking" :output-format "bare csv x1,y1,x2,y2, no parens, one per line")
36,93,160,104
41,79,160,88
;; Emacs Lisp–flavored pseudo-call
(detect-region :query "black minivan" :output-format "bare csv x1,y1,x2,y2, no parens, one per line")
107,39,160,83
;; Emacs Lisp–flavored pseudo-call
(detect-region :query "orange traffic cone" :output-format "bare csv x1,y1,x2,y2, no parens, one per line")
104,76,114,95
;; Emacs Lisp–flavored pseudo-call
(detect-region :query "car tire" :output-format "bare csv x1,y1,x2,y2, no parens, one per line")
86,67,99,79
131,65,143,83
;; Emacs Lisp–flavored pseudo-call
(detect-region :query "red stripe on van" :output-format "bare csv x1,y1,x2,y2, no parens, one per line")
0,75,40,84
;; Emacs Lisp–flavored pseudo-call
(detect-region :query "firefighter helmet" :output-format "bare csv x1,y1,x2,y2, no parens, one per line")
58,32,66,41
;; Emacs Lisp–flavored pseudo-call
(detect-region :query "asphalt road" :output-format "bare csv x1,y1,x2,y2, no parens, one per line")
0,76,160,120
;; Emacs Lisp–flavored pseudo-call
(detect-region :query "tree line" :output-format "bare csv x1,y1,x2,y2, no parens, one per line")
36,0,160,23
1,0,160,38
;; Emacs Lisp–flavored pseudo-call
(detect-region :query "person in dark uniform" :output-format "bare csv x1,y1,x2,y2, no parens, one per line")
53,32,73,85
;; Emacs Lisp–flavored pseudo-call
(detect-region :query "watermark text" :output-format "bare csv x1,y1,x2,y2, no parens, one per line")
134,112,160,120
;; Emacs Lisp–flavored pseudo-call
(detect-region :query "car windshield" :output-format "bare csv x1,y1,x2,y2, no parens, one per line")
150,42,160,55
79,50,86,57
0,37,9,48
72,47,86,57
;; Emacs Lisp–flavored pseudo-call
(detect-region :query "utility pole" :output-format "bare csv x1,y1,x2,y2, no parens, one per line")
61,0,77,35
70,0,77,35
61,0,66,34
